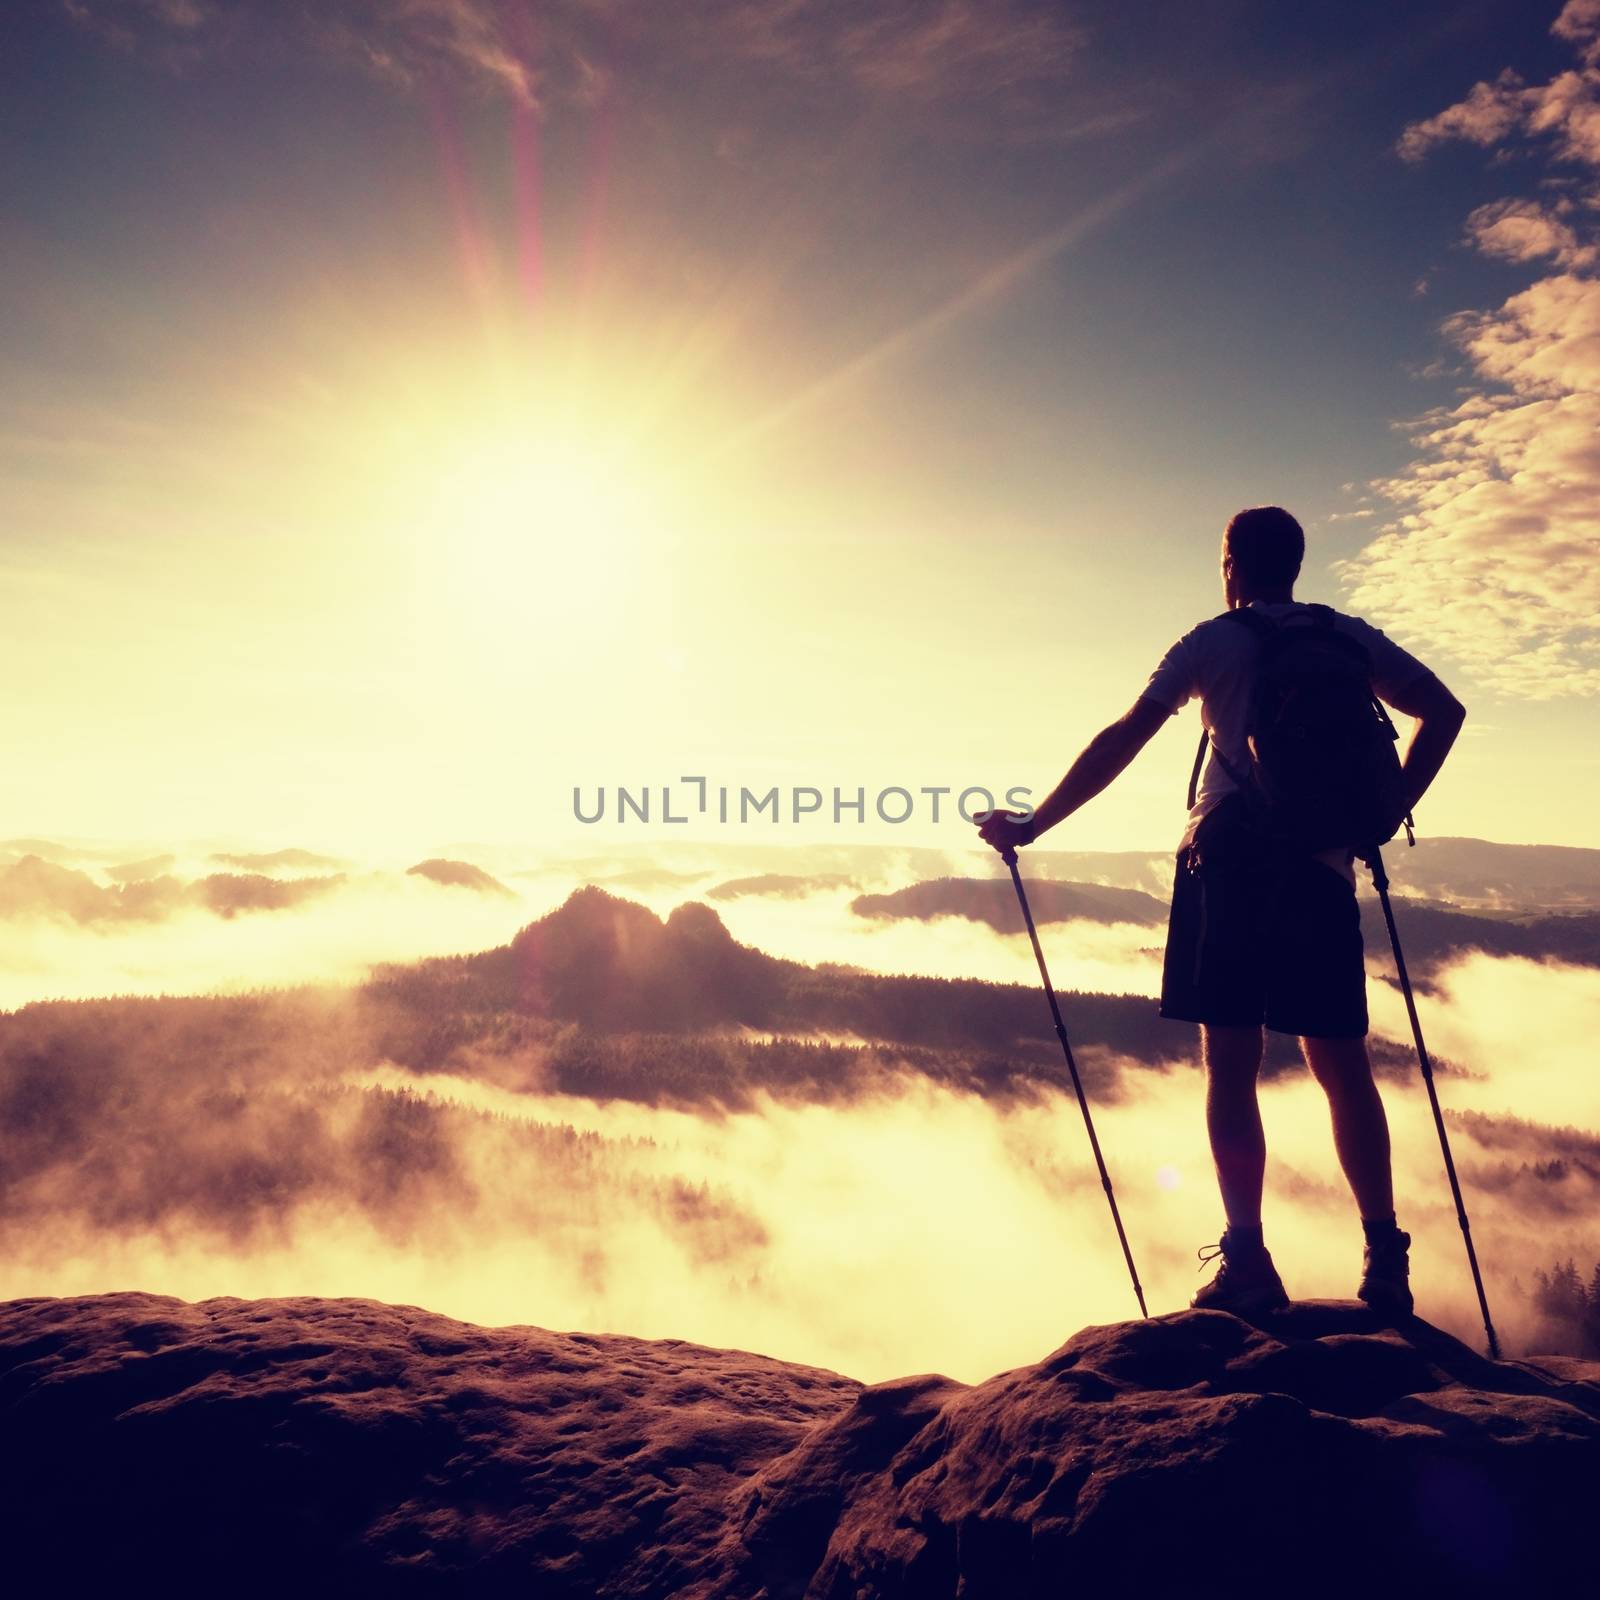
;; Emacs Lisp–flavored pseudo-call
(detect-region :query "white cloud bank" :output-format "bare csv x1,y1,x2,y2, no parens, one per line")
1339,1,1600,699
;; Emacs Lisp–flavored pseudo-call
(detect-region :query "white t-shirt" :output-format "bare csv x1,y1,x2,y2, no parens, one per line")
1140,601,1431,883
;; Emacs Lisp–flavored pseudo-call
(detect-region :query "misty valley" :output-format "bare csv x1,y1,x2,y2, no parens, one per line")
5,841,1600,1381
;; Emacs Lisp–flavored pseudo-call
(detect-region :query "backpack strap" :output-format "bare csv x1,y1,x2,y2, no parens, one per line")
1186,728,1208,811
1185,725,1255,809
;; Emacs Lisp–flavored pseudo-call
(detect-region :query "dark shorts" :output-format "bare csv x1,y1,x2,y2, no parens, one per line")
1158,806,1368,1040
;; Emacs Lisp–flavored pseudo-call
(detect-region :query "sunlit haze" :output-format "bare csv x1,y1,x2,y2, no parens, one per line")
4,0,1600,1414
6,1,1598,852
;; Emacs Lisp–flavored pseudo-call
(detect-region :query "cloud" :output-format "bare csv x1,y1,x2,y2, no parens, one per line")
302,0,543,105
1339,8,1600,698
64,0,533,97
1396,69,1534,161
64,0,211,38
1369,946,1600,1128
800,0,1092,133
1338,332,1600,700
1397,1,1600,167
61,0,1099,140
1464,197,1597,270
1555,0,1600,63
1446,271,1600,394
60,0,222,68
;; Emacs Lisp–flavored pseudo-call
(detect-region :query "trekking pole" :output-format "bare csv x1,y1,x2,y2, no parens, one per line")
1003,847,1149,1318
1366,845,1501,1360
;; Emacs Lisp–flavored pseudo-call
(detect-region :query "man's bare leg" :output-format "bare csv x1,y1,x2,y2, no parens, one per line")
1202,1023,1267,1228
1300,1034,1395,1220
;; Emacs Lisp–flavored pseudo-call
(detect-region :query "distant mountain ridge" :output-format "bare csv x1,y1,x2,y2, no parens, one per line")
843,873,1600,973
0,853,350,924
406,858,515,897
210,847,348,873
1384,835,1600,911
852,876,1167,930
1019,836,1600,914
4,832,1594,921
0,851,516,926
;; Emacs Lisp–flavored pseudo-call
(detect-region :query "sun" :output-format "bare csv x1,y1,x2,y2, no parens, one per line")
287,339,734,763
434,426,660,587
396,403,683,654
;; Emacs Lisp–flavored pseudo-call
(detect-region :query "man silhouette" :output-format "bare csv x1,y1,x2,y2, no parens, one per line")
977,507,1465,1314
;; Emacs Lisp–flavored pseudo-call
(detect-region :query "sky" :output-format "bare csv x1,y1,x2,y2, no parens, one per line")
3,0,1599,855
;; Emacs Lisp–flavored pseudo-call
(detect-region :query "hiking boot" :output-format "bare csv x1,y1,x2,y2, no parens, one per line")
1191,1228,1290,1313
1357,1228,1414,1316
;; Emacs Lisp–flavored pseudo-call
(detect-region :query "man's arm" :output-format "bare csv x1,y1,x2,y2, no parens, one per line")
1381,670,1466,813
977,696,1172,855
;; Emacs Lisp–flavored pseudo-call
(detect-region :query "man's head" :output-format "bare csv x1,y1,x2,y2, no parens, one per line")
1221,506,1304,607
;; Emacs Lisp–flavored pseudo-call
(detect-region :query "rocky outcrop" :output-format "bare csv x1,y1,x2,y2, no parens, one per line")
723,1300,1600,1597
2,1294,1595,1595
0,1292,854,1594
504,888,788,1029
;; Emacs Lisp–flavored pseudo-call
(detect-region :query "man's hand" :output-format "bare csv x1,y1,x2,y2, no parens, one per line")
976,808,1035,857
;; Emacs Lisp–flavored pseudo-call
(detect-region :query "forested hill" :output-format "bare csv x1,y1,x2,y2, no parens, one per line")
368,886,1169,1069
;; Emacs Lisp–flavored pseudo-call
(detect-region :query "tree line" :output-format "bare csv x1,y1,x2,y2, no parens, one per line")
1527,1259,1600,1358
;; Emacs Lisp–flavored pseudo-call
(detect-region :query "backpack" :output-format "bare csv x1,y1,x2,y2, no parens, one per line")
1185,603,1413,856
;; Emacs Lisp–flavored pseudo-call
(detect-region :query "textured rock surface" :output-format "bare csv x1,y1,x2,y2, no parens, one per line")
2,1294,1596,1595
0,1292,855,1594
721,1301,1600,1597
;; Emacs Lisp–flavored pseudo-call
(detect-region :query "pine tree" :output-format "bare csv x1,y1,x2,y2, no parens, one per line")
1583,1261,1600,1360
1550,1259,1585,1324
